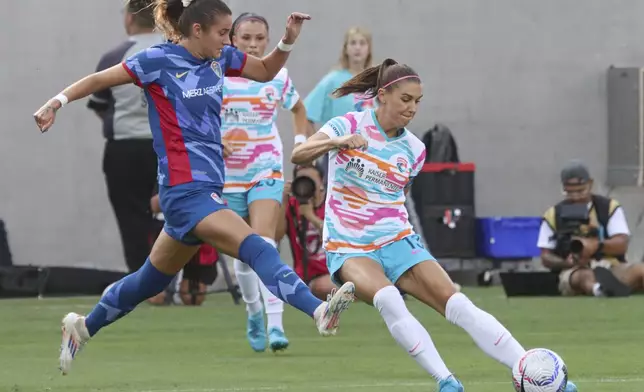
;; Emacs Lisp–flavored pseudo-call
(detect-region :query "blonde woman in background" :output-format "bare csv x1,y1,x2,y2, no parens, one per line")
303,27,375,133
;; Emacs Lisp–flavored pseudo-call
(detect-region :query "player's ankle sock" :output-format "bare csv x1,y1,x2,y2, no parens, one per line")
259,237,285,330
445,292,525,368
85,258,174,336
233,258,263,315
374,286,453,381
592,282,604,297
238,234,322,317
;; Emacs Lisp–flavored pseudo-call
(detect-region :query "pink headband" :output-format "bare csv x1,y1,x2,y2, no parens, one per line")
381,75,421,89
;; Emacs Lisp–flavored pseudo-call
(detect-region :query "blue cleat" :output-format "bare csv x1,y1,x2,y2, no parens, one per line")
246,311,266,352
564,381,578,392
268,327,289,352
438,375,465,392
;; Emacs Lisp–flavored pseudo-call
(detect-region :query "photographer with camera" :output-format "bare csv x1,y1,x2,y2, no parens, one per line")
276,162,335,300
538,160,644,297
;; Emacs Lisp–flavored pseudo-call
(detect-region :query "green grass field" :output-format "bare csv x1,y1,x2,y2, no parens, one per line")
1,287,643,392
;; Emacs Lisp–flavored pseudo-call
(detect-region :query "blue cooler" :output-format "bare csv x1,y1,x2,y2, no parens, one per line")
476,217,542,259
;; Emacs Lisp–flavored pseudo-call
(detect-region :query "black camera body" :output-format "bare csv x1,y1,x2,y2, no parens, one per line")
552,203,598,258
291,175,316,204
291,162,326,204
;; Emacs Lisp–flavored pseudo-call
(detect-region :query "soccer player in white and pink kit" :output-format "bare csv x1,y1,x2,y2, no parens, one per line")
291,58,578,392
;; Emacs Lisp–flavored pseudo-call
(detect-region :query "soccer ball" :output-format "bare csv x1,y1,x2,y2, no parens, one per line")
512,348,568,392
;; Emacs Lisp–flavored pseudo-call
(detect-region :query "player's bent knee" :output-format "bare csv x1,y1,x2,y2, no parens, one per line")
374,285,410,318
434,286,458,309
445,292,481,325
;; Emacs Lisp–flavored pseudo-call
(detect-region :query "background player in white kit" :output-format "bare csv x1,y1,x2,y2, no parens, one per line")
291,59,578,392
221,12,309,353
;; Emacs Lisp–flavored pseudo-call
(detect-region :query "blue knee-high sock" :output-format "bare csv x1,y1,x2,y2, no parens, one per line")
85,258,174,336
239,234,322,317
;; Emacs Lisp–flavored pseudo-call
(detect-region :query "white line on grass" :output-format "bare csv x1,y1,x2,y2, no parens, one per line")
138,377,644,392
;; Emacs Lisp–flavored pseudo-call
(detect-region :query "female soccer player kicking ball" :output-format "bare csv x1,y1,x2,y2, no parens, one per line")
33,0,354,376
291,59,577,392
220,12,309,353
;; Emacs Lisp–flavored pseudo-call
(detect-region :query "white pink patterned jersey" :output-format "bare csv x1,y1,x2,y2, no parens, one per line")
221,68,300,193
319,109,426,253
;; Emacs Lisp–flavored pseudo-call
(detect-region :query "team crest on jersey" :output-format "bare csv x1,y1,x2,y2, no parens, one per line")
396,157,409,173
211,192,224,204
345,157,365,177
258,85,277,105
211,61,223,78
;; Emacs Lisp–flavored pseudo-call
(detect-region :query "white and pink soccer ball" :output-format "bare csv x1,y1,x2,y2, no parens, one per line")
512,348,568,392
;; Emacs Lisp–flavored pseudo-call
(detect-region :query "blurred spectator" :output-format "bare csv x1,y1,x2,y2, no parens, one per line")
147,189,220,306
303,26,374,136
276,163,335,300
538,160,644,297
86,0,164,272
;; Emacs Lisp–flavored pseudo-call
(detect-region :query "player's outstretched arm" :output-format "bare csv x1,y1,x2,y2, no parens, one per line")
34,65,134,133
241,12,310,83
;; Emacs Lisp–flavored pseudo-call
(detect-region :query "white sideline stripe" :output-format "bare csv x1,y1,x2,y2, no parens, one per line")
138,377,644,392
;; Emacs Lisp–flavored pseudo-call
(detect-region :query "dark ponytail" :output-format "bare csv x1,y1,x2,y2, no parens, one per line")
230,12,270,43
333,58,419,98
154,0,184,41
154,0,231,42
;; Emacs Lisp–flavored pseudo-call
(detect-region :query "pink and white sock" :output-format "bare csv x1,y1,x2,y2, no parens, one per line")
445,292,526,368
374,286,453,381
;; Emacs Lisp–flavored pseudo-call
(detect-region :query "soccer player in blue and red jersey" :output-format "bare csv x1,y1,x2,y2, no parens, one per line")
33,0,355,375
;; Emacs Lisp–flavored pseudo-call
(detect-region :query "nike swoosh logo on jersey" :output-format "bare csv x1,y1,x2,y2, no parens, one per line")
176,71,188,78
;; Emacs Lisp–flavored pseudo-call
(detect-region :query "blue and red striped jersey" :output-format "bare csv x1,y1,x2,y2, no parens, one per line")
123,43,246,186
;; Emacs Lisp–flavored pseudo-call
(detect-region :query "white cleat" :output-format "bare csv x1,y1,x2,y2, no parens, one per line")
314,281,355,336
59,312,90,375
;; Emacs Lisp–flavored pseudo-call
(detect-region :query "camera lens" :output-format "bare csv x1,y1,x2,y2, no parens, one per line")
292,176,316,203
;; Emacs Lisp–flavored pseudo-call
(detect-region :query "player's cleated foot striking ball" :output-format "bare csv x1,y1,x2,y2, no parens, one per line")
314,282,355,336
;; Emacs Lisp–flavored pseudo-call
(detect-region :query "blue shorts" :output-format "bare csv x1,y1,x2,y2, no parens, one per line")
327,234,435,285
223,179,284,218
159,181,228,246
